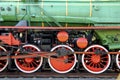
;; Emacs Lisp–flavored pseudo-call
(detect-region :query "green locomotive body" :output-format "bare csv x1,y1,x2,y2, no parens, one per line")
0,0,120,25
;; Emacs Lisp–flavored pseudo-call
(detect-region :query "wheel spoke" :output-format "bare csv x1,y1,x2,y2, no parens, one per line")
97,64,100,68
92,47,95,51
84,58,91,60
26,63,31,68
32,61,38,66
94,64,97,68
89,62,94,67
30,62,35,68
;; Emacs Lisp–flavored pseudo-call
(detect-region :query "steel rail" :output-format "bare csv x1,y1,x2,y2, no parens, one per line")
0,71,118,78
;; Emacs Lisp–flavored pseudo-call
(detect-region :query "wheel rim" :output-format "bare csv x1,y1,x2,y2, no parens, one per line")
48,45,77,73
0,46,8,72
116,53,120,69
82,45,111,74
14,44,43,73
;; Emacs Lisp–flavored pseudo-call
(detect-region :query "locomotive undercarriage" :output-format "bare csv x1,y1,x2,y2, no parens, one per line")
0,26,119,74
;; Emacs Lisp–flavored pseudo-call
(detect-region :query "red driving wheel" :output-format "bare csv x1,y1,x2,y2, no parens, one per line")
48,45,77,73
82,45,111,74
14,44,43,73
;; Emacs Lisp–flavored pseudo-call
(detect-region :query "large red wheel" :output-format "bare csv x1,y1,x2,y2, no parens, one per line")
116,52,120,69
14,44,43,73
0,46,8,72
48,45,77,73
82,45,111,74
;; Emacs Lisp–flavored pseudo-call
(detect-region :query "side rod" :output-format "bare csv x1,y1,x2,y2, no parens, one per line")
0,51,119,60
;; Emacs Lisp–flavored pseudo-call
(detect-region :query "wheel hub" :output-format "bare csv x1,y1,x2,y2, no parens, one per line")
25,58,33,63
91,55,101,63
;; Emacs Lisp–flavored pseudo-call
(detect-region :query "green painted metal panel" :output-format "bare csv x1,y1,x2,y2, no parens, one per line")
0,16,3,21
95,30,120,50
0,1,120,24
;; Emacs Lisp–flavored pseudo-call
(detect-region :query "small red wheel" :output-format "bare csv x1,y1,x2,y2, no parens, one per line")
0,46,8,72
82,45,111,74
48,45,77,73
116,52,120,69
14,44,43,73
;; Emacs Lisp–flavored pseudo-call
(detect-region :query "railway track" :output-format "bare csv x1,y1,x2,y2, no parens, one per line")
0,70,118,78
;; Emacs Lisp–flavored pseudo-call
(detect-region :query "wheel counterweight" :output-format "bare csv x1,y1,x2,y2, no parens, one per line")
48,45,77,73
14,44,43,73
82,45,111,74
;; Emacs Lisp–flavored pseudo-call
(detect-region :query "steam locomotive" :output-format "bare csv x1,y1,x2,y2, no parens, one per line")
0,0,120,74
